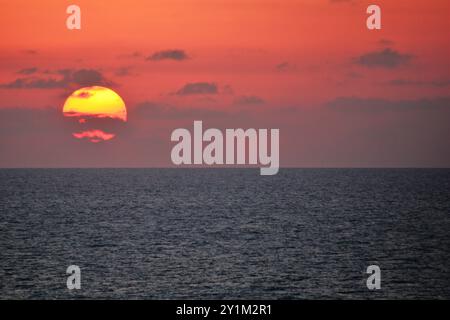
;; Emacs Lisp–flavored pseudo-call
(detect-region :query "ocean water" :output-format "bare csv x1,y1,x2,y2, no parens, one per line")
0,169,449,299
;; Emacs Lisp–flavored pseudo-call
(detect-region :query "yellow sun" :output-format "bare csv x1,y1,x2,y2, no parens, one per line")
63,86,127,121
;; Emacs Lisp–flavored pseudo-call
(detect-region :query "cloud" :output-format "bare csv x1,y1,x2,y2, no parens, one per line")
174,82,218,95
326,96,450,111
234,95,265,105
73,90,93,98
355,48,412,69
17,67,38,75
146,49,189,61
0,78,61,89
386,79,450,88
0,69,111,89
72,130,115,143
69,69,108,86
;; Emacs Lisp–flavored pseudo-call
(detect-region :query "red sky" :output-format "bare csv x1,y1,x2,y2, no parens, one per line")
0,0,449,167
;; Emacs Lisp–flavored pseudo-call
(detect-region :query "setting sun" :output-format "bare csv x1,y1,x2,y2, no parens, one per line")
63,86,127,121
63,86,127,143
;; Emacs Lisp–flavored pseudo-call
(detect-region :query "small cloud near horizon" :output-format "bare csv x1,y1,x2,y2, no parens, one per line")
146,49,189,61
355,48,413,69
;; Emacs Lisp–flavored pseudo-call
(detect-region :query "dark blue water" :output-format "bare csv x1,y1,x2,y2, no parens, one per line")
0,169,449,299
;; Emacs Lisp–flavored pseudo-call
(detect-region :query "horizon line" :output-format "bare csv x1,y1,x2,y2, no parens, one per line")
1,167,449,170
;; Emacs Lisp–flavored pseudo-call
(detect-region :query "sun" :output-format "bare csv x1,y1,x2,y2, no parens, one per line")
63,86,127,121
63,86,127,143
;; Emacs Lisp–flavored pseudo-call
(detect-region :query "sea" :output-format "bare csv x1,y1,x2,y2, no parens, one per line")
0,169,449,299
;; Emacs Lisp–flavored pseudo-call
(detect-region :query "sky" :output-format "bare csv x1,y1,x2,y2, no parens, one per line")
0,0,449,167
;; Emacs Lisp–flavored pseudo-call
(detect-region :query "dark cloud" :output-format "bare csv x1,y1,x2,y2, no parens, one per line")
355,48,413,69
70,69,107,86
146,49,189,61
0,78,64,89
174,82,218,95
17,67,38,75
326,96,450,111
73,91,93,98
0,69,111,89
234,95,265,105
386,79,450,88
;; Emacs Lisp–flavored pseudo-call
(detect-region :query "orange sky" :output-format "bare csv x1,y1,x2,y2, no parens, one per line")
0,0,449,167
1,0,449,105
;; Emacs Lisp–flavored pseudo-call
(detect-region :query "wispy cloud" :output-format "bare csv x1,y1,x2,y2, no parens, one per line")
146,49,189,61
72,130,115,143
0,69,111,89
173,82,218,96
355,48,413,69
